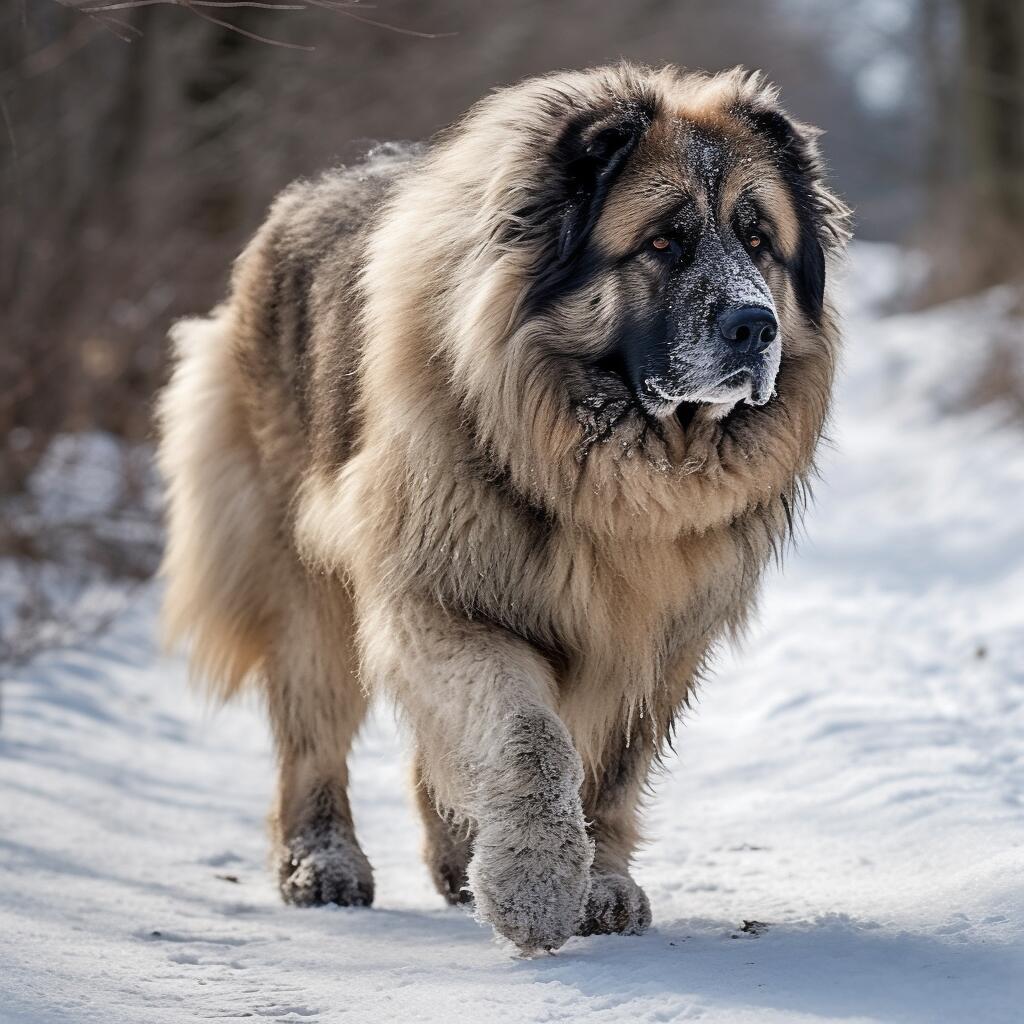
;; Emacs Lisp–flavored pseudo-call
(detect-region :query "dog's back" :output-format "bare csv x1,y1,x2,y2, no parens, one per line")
157,144,418,700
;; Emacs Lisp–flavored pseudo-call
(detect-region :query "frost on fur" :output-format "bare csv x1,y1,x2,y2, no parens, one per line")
278,820,374,908
579,872,652,936
466,711,594,953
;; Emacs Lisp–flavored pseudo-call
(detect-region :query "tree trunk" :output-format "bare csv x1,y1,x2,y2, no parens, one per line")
959,0,1024,282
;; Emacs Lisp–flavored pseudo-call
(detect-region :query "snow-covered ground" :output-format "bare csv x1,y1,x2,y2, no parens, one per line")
2,244,1022,1023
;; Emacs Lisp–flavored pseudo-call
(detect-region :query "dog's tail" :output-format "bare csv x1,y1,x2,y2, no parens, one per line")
156,309,276,701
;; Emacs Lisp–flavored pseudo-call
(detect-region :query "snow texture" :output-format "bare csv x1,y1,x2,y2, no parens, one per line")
2,243,1023,1022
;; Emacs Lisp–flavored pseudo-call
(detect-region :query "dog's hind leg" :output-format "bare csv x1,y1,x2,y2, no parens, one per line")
412,755,474,905
267,577,374,908
159,309,371,906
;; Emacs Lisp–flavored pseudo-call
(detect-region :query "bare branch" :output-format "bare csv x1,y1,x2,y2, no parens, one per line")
326,4,456,39
178,0,315,49
76,1,309,12
54,0,454,47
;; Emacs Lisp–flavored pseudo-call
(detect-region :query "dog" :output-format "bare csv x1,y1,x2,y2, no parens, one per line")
157,62,849,953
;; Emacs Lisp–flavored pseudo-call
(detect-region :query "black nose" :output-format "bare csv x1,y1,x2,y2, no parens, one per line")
718,306,778,355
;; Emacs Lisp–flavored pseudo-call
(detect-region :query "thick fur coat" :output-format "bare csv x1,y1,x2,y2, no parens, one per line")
157,63,850,952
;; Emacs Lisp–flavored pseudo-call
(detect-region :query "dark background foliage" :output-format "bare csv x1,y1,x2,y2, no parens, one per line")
1,0,1022,491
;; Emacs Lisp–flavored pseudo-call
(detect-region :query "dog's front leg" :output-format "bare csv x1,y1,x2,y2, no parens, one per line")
363,599,592,953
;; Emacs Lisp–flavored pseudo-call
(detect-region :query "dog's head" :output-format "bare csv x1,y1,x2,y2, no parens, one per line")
501,65,848,437
366,64,850,532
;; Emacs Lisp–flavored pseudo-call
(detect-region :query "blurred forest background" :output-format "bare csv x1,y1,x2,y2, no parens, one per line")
1,0,1022,660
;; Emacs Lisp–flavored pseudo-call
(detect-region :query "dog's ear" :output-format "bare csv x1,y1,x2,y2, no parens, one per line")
736,98,850,324
556,112,650,263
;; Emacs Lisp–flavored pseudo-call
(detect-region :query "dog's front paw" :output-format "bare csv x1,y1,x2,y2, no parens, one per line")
577,870,651,936
468,817,593,953
278,824,374,908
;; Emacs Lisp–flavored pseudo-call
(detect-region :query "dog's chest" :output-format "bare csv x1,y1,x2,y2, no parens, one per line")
528,523,750,677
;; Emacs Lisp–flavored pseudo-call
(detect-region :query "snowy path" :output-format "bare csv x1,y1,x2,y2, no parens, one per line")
2,246,1023,1023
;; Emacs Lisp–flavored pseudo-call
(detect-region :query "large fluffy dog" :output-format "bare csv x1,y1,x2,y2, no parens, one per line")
158,64,849,952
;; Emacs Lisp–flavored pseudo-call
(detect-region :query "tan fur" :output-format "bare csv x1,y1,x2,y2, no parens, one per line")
157,64,849,951
157,310,278,701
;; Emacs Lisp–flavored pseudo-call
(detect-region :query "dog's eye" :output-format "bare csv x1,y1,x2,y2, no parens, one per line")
744,230,768,254
648,236,680,259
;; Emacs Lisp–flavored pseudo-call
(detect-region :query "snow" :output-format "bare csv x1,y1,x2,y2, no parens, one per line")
2,243,1022,1023
0,433,160,665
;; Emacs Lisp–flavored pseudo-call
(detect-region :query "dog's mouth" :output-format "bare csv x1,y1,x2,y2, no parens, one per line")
591,353,742,430
648,366,778,424
674,400,701,429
